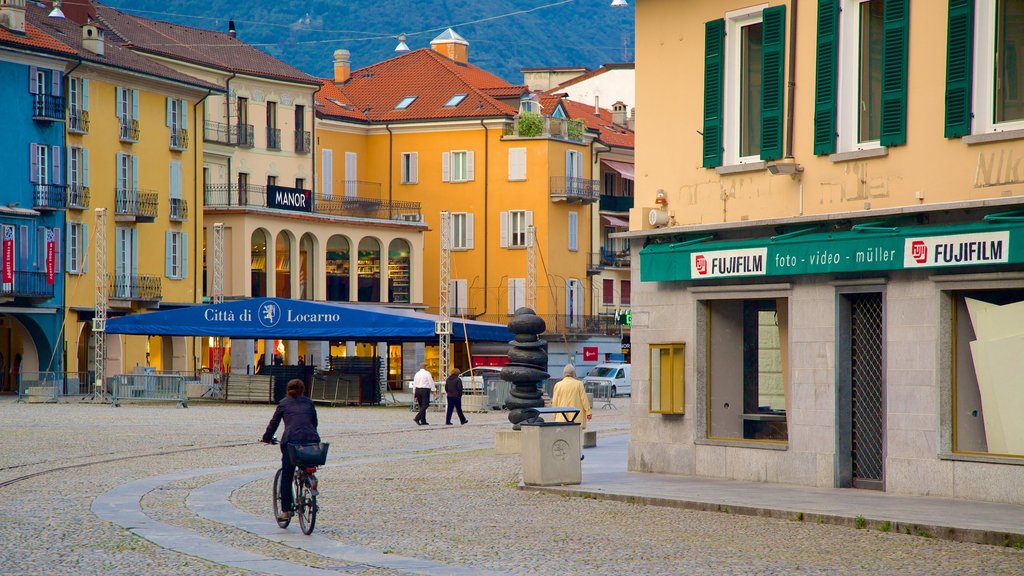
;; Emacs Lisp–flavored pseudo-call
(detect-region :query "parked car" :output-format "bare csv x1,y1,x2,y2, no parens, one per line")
583,363,631,397
459,366,503,394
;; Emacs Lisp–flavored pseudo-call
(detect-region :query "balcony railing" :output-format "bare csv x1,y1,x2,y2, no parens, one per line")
115,188,158,220
204,183,268,208
0,271,54,299
119,118,140,142
67,185,90,210
32,94,65,122
110,275,161,302
68,109,89,134
601,248,631,269
314,193,423,222
294,130,311,153
32,183,67,210
599,194,634,212
503,113,586,143
267,127,281,150
169,198,188,221
237,123,254,147
588,252,604,274
169,128,189,151
477,314,620,337
550,176,599,203
203,121,232,145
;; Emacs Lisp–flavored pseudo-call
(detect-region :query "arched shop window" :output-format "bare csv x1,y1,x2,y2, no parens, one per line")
357,237,381,302
388,239,411,303
325,235,350,302
275,231,292,298
299,233,316,300
250,229,268,297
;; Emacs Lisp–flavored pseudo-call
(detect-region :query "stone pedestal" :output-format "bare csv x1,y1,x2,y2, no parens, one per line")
495,430,522,454
521,422,581,486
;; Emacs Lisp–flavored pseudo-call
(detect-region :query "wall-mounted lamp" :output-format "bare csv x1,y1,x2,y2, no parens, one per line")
766,162,804,176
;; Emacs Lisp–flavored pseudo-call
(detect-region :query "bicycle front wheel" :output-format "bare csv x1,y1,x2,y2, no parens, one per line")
296,476,317,535
273,468,290,528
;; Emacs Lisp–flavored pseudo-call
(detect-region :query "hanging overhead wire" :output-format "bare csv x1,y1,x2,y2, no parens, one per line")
106,0,577,48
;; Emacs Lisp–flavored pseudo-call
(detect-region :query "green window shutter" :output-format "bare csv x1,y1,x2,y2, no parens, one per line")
703,19,725,168
813,0,840,155
880,0,910,146
945,0,974,138
761,5,787,161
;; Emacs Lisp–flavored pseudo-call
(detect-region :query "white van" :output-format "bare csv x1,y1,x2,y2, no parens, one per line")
582,363,631,397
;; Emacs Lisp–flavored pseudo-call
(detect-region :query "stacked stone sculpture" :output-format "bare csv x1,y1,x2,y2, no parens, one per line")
502,307,549,428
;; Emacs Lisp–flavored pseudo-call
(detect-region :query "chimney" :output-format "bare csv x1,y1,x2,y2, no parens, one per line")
0,0,26,34
82,22,104,56
430,28,469,64
611,101,627,128
333,49,351,83
628,107,636,131
228,20,236,38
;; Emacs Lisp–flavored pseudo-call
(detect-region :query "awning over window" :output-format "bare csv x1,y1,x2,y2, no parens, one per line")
601,160,634,181
601,214,629,228
640,219,1024,282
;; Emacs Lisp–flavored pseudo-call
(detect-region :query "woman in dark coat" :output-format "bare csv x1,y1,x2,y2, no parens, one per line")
445,368,468,425
262,379,320,520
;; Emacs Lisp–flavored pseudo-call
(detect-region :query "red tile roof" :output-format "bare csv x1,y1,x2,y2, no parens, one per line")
548,62,635,92
320,49,520,123
315,79,367,122
91,2,318,86
552,95,634,150
0,22,76,55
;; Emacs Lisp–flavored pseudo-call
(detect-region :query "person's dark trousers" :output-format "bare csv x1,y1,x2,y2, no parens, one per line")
280,444,295,512
446,396,467,424
414,388,431,424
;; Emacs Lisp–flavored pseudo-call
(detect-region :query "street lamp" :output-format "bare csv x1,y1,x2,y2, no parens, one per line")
610,0,628,7
394,34,410,52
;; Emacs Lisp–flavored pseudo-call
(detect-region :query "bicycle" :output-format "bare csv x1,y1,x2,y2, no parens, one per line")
265,437,328,535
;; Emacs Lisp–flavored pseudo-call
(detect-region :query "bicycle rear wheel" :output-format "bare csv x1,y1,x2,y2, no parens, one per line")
272,468,290,528
296,476,317,535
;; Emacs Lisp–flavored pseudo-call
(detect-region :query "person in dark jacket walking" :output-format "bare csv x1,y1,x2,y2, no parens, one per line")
444,367,468,425
262,379,320,521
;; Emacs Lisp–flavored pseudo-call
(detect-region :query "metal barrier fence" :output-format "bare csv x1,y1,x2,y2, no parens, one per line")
111,373,188,407
18,371,94,402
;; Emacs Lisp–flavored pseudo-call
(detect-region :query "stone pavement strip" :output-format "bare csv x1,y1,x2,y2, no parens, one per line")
93,452,509,576
527,433,1024,547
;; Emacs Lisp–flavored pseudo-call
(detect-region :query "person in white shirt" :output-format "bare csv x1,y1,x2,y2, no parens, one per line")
412,362,436,425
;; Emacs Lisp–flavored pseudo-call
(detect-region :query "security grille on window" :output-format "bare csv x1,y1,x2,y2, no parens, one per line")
451,212,474,250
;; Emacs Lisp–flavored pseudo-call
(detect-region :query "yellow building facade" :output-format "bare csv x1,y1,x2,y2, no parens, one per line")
629,0,1024,504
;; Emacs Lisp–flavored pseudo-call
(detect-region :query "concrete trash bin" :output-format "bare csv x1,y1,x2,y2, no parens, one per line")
521,421,581,486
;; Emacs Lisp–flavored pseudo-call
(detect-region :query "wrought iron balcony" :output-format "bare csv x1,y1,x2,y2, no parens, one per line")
110,274,162,302
32,183,67,210
0,271,54,299
599,194,634,212
204,183,268,208
294,130,311,153
266,127,281,150
115,188,158,220
601,248,631,269
549,176,599,203
588,252,604,274
32,94,65,122
68,109,89,134
119,118,140,142
169,198,188,221
169,128,189,151
314,191,422,223
203,121,232,145
236,123,254,147
67,185,90,210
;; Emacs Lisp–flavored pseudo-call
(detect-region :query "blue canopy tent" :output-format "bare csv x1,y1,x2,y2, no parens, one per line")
104,298,513,342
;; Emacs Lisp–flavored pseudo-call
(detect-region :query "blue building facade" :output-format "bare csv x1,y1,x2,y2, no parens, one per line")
0,45,71,391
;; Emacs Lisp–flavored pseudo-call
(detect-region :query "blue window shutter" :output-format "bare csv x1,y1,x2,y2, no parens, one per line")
83,148,90,187
703,19,726,168
945,0,974,138
131,155,138,190
181,233,188,279
181,100,188,130
760,5,787,161
131,229,138,277
30,143,39,183
131,90,139,120
116,86,122,118
165,231,173,278
82,79,89,111
813,0,840,155
166,97,172,127
880,0,910,147
114,228,124,277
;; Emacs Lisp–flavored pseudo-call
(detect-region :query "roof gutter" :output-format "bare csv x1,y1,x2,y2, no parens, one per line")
385,124,394,220
192,87,212,370
480,119,489,317
60,55,84,375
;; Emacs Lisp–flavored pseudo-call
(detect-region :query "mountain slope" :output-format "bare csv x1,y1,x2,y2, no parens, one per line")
102,0,635,83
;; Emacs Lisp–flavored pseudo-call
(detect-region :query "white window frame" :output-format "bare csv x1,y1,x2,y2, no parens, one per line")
68,146,80,188
451,150,469,182
509,210,528,248
565,278,583,327
723,4,768,165
973,0,1024,134
508,278,525,314
452,212,474,250
36,144,49,185
836,0,885,153
35,69,46,96
68,222,83,274
170,232,181,279
401,152,418,184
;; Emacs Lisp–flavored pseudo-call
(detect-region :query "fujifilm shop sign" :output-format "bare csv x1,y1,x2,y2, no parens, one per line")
903,231,1009,269
691,247,768,279
267,185,312,213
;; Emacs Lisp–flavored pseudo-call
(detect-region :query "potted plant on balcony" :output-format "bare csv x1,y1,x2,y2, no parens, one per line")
567,119,585,141
517,111,543,137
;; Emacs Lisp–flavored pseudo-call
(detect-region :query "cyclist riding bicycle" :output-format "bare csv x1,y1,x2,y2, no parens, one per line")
262,378,320,522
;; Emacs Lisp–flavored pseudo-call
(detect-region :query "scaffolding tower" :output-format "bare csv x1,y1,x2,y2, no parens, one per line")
92,208,107,402
526,224,537,310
